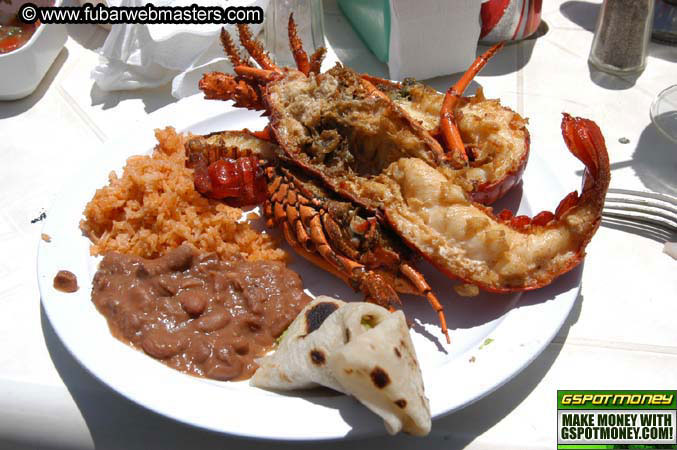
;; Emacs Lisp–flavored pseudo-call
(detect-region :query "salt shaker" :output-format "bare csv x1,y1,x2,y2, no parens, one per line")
589,0,655,74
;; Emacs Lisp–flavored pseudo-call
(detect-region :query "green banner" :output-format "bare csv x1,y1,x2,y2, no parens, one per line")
558,391,677,410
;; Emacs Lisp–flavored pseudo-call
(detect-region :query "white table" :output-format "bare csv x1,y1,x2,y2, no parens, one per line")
1,1,676,449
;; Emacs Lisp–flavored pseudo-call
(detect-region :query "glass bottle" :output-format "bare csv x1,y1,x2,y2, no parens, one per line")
589,0,655,74
263,0,325,68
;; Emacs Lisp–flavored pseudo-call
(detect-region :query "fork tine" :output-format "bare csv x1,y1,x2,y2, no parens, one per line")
604,204,677,225
602,217,675,243
607,188,677,207
601,211,677,234
602,188,677,238
605,196,677,216
603,188,677,232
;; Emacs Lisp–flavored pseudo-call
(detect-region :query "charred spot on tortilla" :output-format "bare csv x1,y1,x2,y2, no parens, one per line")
344,368,353,375
394,347,401,358
305,301,340,334
394,399,407,409
344,328,351,343
361,314,377,329
310,349,326,365
370,366,390,389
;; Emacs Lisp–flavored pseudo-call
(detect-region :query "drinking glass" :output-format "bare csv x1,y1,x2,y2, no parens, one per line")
653,0,677,44
651,85,677,143
264,0,325,68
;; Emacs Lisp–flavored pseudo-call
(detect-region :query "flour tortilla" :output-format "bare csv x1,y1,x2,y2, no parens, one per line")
251,297,431,436
250,296,346,392
329,307,431,436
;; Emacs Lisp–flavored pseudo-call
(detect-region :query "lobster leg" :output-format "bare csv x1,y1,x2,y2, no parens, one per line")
199,28,269,109
198,72,265,110
309,214,401,312
440,42,504,167
288,14,310,75
284,189,314,252
399,263,449,343
220,27,248,68
281,220,397,313
234,66,278,82
309,47,326,74
267,169,401,310
236,24,280,72
280,221,352,286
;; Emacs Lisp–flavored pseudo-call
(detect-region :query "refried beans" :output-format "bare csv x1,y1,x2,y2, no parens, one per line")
54,270,78,293
91,244,311,381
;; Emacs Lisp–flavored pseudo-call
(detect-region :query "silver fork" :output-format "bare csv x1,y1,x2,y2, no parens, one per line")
602,188,677,235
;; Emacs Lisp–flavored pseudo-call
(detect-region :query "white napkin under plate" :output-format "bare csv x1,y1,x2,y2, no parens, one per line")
388,0,487,80
92,0,267,98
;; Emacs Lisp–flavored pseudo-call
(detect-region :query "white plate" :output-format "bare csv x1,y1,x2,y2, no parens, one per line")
37,108,580,441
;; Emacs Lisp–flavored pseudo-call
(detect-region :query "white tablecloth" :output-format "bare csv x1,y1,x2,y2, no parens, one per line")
1,1,676,449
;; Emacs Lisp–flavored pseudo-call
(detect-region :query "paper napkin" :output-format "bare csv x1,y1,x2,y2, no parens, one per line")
388,0,487,80
91,0,267,99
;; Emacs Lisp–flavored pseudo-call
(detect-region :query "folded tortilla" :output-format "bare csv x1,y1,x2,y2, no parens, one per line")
251,297,431,436
250,296,346,392
330,307,431,436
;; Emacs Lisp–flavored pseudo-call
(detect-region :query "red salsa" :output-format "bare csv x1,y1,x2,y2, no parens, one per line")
0,17,39,54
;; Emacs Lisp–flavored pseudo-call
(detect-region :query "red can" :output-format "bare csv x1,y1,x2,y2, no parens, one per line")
480,0,543,43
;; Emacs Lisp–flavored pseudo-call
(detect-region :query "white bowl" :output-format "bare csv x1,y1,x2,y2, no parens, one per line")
0,0,67,101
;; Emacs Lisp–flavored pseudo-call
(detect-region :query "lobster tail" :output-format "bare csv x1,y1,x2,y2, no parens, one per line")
557,113,610,219
366,115,611,293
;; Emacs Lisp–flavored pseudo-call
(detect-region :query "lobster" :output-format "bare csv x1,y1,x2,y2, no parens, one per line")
190,16,610,343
